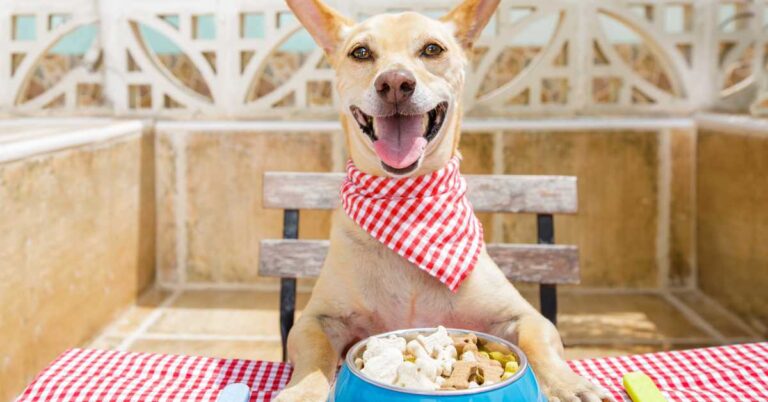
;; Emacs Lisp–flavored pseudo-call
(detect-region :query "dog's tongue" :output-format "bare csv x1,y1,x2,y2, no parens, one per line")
373,114,427,169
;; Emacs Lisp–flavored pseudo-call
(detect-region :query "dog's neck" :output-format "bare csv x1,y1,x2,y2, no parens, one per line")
340,103,463,178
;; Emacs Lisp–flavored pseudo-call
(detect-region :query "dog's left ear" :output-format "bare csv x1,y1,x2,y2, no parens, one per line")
440,0,500,49
286,0,353,55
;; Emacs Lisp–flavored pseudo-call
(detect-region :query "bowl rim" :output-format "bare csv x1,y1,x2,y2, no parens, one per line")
343,327,530,396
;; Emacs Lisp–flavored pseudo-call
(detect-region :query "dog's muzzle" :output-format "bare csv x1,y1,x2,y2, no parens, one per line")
349,101,448,175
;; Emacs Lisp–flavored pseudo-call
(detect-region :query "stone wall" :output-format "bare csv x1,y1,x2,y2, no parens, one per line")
155,119,697,290
0,122,155,401
696,116,768,333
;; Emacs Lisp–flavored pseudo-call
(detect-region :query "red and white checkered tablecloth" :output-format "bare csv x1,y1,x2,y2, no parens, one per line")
566,342,768,402
17,342,768,402
16,349,292,402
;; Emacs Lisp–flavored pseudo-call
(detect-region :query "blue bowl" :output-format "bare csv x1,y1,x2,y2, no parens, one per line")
331,328,545,402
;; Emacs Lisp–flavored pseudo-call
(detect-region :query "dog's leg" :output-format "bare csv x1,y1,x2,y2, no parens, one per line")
493,312,614,402
273,314,340,402
460,254,614,402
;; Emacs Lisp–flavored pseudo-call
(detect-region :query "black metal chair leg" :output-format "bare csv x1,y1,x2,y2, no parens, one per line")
540,283,557,325
537,214,558,325
280,209,299,362
280,277,296,362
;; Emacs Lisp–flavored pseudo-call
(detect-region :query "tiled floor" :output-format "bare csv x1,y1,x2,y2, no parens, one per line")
87,286,763,362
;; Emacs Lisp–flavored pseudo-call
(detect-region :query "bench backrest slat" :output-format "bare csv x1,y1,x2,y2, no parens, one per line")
263,172,577,214
259,239,579,284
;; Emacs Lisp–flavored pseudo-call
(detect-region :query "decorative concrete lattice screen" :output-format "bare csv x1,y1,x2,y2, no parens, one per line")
1,0,768,118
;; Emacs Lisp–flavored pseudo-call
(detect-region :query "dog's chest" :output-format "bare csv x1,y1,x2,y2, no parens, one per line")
369,261,455,329
336,219,460,330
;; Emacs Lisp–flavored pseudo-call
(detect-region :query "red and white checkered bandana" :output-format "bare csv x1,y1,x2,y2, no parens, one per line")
340,156,483,291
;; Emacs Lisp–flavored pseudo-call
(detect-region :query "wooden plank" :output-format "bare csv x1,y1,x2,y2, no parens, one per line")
260,239,331,278
263,172,577,214
259,239,579,284
465,175,577,213
263,172,344,211
490,243,579,284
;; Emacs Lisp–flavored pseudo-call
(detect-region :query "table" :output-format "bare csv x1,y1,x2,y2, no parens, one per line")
17,342,768,401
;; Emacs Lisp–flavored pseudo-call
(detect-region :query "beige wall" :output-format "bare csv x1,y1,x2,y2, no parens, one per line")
697,126,768,332
669,129,697,287
155,127,338,287
156,122,697,290
499,130,660,287
0,128,155,401
493,128,693,288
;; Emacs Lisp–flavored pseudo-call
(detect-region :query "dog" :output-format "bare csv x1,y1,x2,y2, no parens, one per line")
274,1,613,401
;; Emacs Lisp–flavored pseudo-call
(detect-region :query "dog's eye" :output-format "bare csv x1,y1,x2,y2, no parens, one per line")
350,46,372,60
421,43,444,57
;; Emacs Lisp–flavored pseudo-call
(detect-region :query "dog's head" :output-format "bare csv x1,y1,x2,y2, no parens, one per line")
287,0,499,177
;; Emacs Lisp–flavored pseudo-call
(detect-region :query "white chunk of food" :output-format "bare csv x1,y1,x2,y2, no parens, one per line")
408,331,456,377
434,346,457,375
407,339,430,360
416,326,454,356
363,335,406,361
360,347,403,384
394,361,439,391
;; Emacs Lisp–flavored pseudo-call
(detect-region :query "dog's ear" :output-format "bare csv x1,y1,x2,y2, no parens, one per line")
440,0,500,49
285,0,353,55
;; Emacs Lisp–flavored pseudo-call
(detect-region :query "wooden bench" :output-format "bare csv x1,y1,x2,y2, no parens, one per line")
260,172,579,361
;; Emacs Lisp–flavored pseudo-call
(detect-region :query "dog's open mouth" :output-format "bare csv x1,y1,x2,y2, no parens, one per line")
350,101,448,175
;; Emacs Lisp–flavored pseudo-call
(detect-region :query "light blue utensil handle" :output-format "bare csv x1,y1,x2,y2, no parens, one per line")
215,383,251,402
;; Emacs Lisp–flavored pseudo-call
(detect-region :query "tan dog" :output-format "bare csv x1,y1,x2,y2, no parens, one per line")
275,1,613,401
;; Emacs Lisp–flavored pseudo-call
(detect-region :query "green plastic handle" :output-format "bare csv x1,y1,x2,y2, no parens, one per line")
623,371,667,402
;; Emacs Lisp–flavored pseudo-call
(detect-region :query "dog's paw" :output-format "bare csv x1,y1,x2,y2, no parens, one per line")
272,385,329,402
538,368,615,402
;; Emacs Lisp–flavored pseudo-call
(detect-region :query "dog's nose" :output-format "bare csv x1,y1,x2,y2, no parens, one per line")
375,69,416,104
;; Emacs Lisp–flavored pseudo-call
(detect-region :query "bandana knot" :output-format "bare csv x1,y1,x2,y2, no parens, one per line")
340,157,483,291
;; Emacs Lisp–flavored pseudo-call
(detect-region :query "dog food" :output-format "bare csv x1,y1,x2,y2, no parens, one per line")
356,327,520,391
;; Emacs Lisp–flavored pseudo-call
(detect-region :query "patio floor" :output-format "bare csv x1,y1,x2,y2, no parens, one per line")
86,287,762,362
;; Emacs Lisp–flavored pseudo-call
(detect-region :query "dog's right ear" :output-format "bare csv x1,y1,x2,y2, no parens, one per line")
285,0,353,55
441,0,500,49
